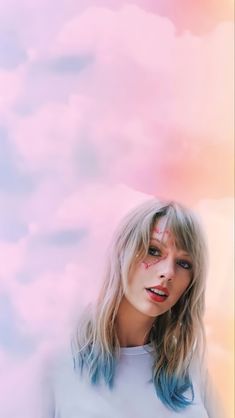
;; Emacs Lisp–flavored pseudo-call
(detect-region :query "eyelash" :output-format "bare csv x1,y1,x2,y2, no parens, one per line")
147,246,193,270
148,246,161,257
177,260,193,270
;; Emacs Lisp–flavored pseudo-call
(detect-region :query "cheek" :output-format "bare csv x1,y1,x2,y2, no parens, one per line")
174,277,191,297
125,272,138,294
126,266,146,294
128,263,146,281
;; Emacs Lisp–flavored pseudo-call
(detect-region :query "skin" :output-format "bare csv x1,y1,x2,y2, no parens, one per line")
116,216,193,347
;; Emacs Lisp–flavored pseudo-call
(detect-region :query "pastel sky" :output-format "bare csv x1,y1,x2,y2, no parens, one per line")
0,1,234,417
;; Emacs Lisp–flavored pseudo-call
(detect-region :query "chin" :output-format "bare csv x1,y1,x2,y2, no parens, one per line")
140,303,166,318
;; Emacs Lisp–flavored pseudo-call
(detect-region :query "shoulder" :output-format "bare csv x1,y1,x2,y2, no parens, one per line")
38,341,75,417
189,353,226,418
40,341,74,383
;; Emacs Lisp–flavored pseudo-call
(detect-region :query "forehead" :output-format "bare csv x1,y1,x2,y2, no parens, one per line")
152,216,171,240
151,216,189,254
153,216,168,233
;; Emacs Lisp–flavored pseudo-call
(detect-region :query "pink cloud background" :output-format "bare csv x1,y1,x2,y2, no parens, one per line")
0,1,233,417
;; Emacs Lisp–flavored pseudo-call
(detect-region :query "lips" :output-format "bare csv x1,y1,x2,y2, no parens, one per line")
145,285,169,303
147,285,169,296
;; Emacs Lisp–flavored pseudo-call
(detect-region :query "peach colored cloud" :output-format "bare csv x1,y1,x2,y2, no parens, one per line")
54,4,233,143
6,5,233,201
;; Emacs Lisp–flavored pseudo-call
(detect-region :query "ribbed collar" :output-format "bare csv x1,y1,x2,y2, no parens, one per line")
120,343,154,355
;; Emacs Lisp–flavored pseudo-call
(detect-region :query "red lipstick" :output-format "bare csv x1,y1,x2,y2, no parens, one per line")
145,285,169,303
148,285,169,296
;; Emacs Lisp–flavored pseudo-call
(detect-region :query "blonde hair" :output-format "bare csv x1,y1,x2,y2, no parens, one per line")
72,198,208,411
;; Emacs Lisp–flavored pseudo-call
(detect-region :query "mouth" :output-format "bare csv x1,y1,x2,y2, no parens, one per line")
145,287,169,303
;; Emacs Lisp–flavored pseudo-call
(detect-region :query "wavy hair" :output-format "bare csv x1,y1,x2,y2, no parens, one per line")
72,198,208,411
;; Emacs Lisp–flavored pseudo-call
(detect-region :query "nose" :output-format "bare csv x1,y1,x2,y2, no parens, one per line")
158,256,175,281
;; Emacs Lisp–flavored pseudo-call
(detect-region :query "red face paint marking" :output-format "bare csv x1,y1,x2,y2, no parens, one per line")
142,261,149,269
141,259,162,269
153,228,170,234
153,228,175,247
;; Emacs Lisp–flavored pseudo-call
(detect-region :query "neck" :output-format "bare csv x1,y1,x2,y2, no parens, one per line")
115,296,155,347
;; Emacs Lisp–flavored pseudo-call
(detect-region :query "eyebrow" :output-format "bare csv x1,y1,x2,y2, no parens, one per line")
150,237,191,257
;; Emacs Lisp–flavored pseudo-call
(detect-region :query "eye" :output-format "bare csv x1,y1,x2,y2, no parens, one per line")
177,259,193,270
148,246,161,257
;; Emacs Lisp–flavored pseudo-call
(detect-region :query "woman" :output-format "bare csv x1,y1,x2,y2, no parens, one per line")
41,198,224,417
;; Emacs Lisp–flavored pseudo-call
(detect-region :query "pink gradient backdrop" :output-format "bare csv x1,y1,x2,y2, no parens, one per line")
0,1,234,417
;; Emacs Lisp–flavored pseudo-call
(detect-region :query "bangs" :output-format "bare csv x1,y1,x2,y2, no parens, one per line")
152,205,196,258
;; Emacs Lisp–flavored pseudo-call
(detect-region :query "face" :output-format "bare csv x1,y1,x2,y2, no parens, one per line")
124,216,193,318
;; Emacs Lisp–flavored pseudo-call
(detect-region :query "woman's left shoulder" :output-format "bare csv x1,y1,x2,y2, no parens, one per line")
189,353,227,418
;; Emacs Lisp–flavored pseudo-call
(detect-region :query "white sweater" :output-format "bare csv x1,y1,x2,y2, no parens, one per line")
40,343,225,418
